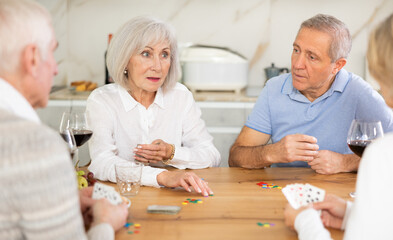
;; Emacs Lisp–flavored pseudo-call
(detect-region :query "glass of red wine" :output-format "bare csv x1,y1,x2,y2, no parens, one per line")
60,111,93,169
347,119,384,197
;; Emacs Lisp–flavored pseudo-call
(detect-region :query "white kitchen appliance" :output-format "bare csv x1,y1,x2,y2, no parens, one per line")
180,45,248,93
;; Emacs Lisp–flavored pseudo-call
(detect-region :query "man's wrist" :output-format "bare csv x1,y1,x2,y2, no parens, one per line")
343,154,360,172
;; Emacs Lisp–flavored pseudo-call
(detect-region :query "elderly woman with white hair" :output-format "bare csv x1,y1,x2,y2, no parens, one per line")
86,16,220,196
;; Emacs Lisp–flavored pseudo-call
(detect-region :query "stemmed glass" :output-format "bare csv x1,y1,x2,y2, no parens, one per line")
60,111,93,169
346,119,384,197
60,128,77,163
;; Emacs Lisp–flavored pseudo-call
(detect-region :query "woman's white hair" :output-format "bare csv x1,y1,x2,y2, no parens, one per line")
106,16,180,92
0,0,53,75
299,14,352,62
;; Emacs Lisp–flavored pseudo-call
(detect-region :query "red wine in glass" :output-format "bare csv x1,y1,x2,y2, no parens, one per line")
346,120,383,198
347,140,372,157
59,111,93,169
72,129,93,147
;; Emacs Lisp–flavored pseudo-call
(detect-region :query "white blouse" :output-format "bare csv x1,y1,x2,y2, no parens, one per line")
86,83,221,187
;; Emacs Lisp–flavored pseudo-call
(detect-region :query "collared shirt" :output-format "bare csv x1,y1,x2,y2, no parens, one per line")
0,78,40,123
86,83,221,187
246,69,393,167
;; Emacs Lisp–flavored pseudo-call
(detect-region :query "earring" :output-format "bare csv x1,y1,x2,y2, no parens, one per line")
124,69,128,75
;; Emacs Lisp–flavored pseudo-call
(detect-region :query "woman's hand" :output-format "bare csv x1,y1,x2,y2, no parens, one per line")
284,204,311,229
157,170,213,197
312,194,347,229
134,139,173,164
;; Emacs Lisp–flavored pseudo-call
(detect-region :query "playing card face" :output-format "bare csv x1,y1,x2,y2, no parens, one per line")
282,186,300,209
303,184,326,204
92,182,122,205
282,183,325,209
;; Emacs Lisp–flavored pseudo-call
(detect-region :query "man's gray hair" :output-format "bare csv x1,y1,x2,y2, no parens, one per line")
300,14,352,62
106,16,180,91
0,0,52,75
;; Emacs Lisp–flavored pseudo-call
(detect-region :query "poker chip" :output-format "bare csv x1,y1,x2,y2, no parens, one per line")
182,196,211,205
257,222,275,227
124,222,141,234
184,198,203,204
257,181,282,189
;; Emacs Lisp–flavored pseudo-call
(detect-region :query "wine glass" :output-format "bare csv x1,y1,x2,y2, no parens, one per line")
346,119,384,197
59,128,77,163
60,111,93,169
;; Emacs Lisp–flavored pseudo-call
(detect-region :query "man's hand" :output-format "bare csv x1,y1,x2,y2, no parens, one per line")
312,194,348,229
79,186,95,212
308,150,344,174
274,134,319,163
157,171,213,197
79,187,96,228
91,199,129,231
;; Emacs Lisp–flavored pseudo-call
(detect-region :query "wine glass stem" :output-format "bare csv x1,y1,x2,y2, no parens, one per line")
74,148,80,171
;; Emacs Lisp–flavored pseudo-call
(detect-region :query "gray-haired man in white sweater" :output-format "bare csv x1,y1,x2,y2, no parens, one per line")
0,0,128,239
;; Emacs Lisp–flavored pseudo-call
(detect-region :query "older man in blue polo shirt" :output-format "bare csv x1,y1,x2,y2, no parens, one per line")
229,14,393,174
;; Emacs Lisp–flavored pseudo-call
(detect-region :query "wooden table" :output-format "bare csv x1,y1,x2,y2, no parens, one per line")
105,167,356,240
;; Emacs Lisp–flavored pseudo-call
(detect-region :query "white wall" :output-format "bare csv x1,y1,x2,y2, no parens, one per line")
37,0,393,88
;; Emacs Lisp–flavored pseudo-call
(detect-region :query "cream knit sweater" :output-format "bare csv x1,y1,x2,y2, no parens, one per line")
0,110,112,240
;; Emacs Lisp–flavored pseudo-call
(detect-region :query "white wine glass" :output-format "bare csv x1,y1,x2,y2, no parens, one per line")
346,119,384,197
60,111,93,169
59,128,77,163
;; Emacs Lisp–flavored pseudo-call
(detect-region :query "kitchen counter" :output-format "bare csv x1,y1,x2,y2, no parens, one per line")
49,87,258,102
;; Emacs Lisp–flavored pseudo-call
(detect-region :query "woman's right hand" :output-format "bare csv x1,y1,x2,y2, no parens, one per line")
312,194,348,229
157,171,213,197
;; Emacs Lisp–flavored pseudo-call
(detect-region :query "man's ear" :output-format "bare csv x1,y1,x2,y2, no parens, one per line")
21,44,40,78
332,58,347,75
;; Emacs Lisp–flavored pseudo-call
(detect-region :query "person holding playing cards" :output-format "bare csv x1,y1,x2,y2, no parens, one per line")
0,0,128,239
86,16,219,197
229,14,393,174
284,13,393,239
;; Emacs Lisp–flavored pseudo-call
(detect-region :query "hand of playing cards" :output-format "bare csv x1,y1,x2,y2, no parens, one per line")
92,182,123,205
282,183,326,209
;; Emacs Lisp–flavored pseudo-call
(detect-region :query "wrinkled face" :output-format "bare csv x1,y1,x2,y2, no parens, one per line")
291,27,338,99
127,41,171,93
33,27,58,108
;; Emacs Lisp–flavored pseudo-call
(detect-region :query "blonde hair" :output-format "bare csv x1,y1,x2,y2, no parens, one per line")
0,0,52,75
367,13,393,92
106,16,180,92
300,14,352,62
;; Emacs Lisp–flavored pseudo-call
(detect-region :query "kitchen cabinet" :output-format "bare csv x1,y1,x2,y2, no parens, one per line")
37,94,256,167
198,101,254,167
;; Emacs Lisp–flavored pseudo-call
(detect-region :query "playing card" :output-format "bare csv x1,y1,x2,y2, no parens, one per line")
282,186,300,209
303,183,326,204
282,183,325,209
92,182,123,205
